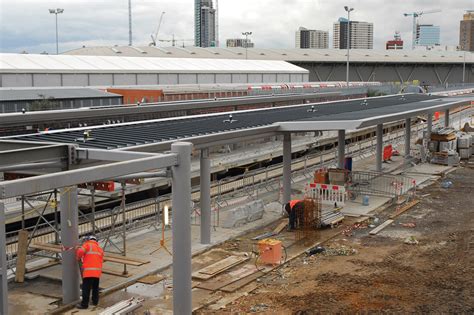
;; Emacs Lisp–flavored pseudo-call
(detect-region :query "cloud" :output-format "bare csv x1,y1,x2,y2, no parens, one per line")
0,0,471,53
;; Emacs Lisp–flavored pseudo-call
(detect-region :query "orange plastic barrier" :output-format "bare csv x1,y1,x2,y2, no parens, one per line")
383,144,393,161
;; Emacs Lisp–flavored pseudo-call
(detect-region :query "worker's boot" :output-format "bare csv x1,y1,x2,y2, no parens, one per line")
76,303,88,309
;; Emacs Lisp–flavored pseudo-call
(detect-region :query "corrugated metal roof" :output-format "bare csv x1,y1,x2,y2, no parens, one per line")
0,88,121,101
61,46,474,64
0,53,308,74
6,94,449,150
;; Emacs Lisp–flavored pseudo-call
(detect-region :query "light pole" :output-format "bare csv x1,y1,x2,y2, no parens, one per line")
49,8,64,55
242,31,252,60
344,6,354,88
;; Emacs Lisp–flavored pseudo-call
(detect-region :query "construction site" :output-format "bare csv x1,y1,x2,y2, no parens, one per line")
0,50,474,314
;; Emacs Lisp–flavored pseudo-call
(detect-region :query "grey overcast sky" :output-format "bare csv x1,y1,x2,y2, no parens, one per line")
0,0,472,54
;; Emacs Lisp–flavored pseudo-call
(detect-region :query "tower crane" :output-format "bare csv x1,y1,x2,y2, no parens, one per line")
403,9,441,49
158,35,194,47
149,11,165,46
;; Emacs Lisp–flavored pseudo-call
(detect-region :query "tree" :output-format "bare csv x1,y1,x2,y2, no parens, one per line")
30,94,59,111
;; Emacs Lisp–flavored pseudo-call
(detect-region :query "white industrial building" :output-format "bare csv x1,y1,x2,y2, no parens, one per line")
0,53,309,88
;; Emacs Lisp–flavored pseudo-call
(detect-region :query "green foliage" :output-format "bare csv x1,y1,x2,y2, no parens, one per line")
30,94,59,111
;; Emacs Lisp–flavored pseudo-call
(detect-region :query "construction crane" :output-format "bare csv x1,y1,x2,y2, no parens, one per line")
158,35,194,47
403,9,441,49
149,11,166,46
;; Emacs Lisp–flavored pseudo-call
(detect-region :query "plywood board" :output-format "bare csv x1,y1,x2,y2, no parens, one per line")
192,256,249,280
369,219,394,235
197,264,258,291
138,274,165,284
15,230,29,283
220,271,265,293
273,220,288,235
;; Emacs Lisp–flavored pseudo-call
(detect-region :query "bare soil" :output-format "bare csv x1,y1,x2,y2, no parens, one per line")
198,167,474,314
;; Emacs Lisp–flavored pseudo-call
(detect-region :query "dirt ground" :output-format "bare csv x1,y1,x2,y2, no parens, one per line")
198,166,474,314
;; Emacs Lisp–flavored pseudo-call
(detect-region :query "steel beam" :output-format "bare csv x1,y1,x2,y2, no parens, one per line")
76,148,157,162
376,124,383,172
0,202,7,315
0,144,71,167
337,130,345,169
444,109,450,127
0,154,178,198
426,113,433,139
60,186,80,304
200,148,211,245
171,142,193,315
405,118,411,158
283,133,292,205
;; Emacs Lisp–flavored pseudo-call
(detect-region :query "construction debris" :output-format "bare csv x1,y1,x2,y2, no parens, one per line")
369,219,395,235
99,297,144,315
404,236,419,245
389,199,420,219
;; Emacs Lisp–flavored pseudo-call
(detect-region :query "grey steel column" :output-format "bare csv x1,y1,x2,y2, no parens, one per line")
427,112,433,139
171,142,193,315
444,109,450,127
338,130,346,169
200,148,211,244
60,186,80,304
0,202,8,315
376,124,383,172
405,118,411,158
283,133,292,205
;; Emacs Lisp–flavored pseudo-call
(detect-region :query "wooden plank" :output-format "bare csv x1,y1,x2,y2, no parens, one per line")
369,219,394,235
25,260,60,273
30,242,149,266
192,256,249,280
208,283,259,311
272,220,288,235
220,271,265,293
197,264,259,291
15,230,29,283
389,200,420,219
137,274,165,284
102,268,132,278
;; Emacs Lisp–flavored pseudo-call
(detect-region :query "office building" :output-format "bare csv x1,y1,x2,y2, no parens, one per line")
460,10,474,51
386,31,403,50
333,18,373,49
194,0,216,47
226,38,254,48
416,24,440,47
295,27,329,49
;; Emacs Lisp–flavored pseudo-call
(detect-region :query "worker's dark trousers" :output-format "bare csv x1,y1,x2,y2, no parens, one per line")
289,210,297,229
81,277,100,307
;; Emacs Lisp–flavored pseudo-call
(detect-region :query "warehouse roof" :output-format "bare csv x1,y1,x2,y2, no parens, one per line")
62,46,474,64
0,53,308,74
6,94,469,151
0,87,121,102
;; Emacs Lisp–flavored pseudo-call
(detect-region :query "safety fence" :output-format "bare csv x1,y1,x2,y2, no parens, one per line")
307,183,347,207
348,171,415,199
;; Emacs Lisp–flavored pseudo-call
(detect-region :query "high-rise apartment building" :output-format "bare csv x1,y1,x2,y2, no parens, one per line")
333,18,373,49
226,38,254,48
416,24,440,46
194,0,216,47
295,27,329,49
460,10,474,51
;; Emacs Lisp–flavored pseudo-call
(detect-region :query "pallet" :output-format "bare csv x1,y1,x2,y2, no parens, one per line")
29,243,150,266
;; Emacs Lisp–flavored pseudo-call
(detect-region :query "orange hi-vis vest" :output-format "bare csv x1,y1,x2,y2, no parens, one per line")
76,240,104,278
289,200,301,210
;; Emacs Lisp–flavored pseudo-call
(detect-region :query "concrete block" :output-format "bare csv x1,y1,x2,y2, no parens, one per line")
439,141,450,152
457,136,471,149
459,148,472,159
247,200,264,222
428,140,439,152
220,199,265,228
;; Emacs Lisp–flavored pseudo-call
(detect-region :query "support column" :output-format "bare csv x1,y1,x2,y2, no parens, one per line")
171,142,193,315
445,109,450,127
427,113,433,140
0,202,8,315
338,130,346,169
283,133,292,205
200,148,211,244
376,124,383,172
60,186,80,305
405,118,411,158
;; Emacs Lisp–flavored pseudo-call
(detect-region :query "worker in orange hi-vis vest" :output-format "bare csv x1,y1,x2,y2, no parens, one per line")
75,235,104,309
284,199,305,230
